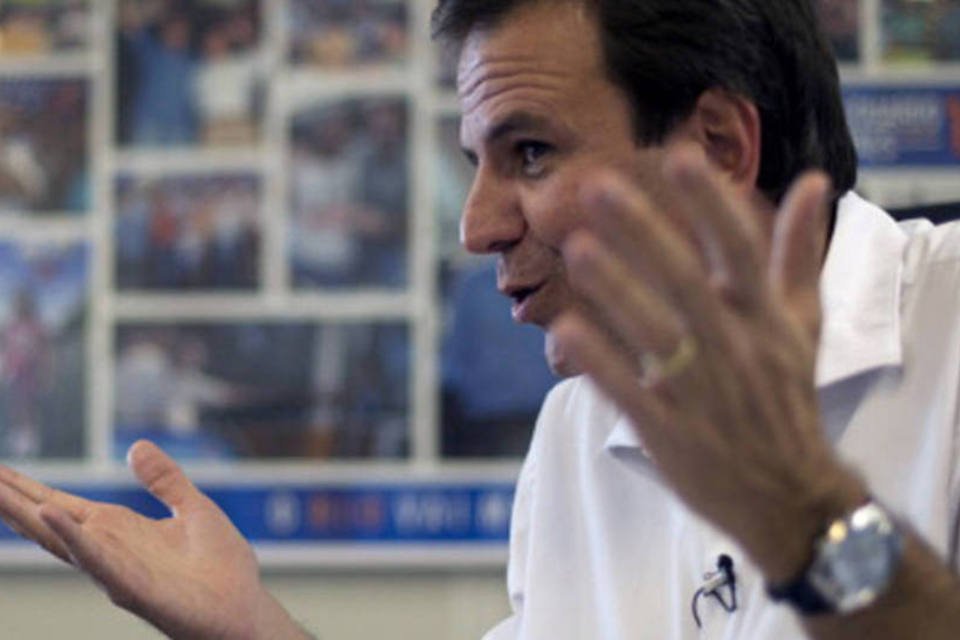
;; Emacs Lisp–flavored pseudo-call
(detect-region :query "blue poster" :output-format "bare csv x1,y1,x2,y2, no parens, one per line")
0,482,515,545
842,86,960,166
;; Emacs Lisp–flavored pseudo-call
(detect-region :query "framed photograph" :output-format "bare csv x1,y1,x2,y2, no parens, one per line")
815,0,860,62
0,240,87,459
286,0,409,69
882,0,960,64
115,0,265,148
434,116,557,458
113,321,410,460
0,77,89,216
0,1,91,57
115,171,261,291
288,95,409,289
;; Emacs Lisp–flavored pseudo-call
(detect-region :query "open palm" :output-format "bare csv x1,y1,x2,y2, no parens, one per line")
0,440,300,640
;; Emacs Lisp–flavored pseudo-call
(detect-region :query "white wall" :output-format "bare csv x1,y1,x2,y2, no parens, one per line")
0,568,510,639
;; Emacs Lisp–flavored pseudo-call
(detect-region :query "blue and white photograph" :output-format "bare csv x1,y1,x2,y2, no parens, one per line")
115,0,264,147
0,77,89,215
882,0,960,63
115,172,262,291
286,0,409,69
0,240,87,459
288,96,409,289
114,321,409,460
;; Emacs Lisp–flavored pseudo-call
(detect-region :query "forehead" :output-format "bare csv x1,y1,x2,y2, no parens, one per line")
455,2,605,112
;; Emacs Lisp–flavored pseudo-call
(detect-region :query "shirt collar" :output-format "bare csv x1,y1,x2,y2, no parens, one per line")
816,192,907,386
605,192,908,454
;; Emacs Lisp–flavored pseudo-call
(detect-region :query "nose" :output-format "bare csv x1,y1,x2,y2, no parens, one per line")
460,168,526,255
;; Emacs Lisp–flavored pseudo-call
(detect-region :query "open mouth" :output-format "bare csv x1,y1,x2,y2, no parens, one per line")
510,285,540,305
502,281,547,322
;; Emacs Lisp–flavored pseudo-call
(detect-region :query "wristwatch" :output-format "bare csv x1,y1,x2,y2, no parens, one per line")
767,501,903,615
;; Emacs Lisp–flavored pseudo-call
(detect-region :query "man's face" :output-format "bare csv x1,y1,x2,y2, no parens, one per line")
457,1,674,375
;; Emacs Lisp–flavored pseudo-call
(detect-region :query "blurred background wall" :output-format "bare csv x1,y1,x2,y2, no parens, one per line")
0,569,508,638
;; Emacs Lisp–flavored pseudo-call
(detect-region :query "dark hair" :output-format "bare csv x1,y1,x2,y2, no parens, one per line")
431,0,857,204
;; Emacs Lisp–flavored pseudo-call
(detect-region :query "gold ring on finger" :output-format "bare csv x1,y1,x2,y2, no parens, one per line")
639,335,699,389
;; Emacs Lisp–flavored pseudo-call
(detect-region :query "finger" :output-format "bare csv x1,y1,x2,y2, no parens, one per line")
127,440,202,515
769,171,831,342
0,480,72,563
564,228,687,358
0,464,92,522
39,503,132,600
578,172,728,341
663,144,766,307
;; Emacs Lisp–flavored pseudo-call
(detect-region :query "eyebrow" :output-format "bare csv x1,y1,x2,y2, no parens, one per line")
460,111,552,164
485,112,551,143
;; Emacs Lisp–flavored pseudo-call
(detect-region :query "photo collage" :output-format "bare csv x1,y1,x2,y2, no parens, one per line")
0,0,550,463
0,0,955,463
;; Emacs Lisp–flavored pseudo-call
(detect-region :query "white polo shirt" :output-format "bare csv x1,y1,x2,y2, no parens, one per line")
485,193,960,640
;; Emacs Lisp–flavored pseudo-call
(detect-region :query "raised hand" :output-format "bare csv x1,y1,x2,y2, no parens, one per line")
550,145,867,583
0,440,310,640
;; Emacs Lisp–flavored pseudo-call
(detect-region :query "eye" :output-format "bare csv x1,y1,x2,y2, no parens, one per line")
517,141,551,176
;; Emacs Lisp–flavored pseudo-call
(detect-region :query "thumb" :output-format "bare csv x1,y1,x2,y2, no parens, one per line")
127,440,202,516
769,171,831,343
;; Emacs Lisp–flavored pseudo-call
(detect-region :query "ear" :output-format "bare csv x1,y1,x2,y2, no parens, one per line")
679,88,761,193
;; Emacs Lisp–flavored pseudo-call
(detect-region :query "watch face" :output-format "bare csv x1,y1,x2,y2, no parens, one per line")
809,504,903,613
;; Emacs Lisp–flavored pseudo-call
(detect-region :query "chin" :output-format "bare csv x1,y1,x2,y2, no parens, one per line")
545,332,582,378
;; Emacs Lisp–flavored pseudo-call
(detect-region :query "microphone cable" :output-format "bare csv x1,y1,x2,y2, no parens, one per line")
691,554,738,629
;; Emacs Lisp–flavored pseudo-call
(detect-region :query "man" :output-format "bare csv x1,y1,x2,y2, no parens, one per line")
440,1,960,637
0,0,959,638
